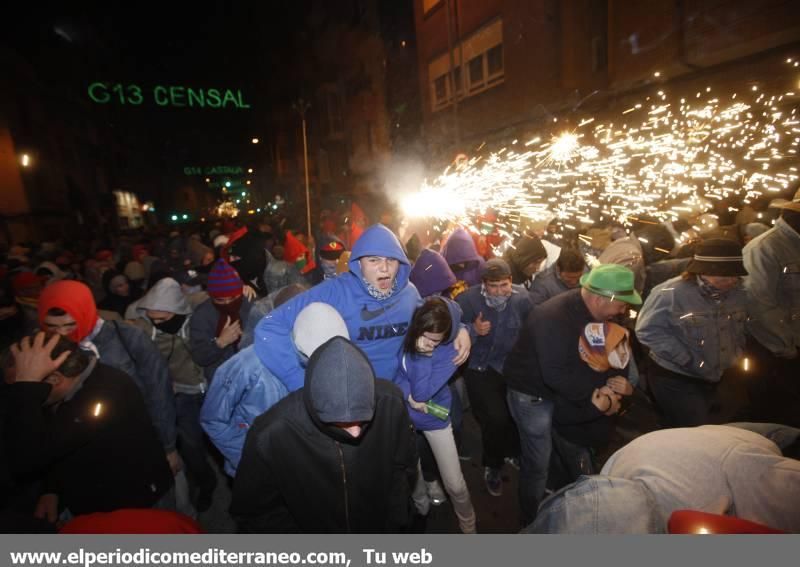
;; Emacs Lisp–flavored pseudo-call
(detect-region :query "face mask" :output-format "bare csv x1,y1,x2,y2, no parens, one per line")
153,313,187,335
213,296,243,319
484,293,511,311
321,261,338,279
363,278,397,300
697,275,732,301
607,340,631,369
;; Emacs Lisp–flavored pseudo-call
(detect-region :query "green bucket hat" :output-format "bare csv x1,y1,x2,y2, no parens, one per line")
579,264,642,305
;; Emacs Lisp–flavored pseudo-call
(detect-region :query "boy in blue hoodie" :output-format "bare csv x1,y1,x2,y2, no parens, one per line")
254,224,471,391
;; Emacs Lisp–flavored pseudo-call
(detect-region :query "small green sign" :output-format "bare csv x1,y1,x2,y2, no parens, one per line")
184,166,244,176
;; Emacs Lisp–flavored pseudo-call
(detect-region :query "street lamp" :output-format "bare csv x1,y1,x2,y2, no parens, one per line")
20,153,31,167
251,137,260,144
292,98,312,240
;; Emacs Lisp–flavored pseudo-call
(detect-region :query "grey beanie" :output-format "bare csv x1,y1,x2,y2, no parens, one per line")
307,337,375,423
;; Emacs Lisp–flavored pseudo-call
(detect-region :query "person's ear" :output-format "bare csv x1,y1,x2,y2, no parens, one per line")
43,373,63,387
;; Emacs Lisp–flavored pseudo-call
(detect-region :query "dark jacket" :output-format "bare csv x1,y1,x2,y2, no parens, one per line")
457,283,532,373
530,264,571,306
231,338,418,533
189,297,253,382
93,320,177,451
504,289,627,447
4,363,173,516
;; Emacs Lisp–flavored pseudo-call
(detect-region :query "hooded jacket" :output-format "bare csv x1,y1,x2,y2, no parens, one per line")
188,296,253,382
201,302,347,476
393,298,461,431
408,249,457,298
132,278,206,394
231,337,418,533
504,235,547,287
441,228,485,287
37,281,177,451
254,224,421,392
528,424,800,534
597,236,646,293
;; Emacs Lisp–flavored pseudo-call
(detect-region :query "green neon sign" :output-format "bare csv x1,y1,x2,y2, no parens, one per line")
88,83,251,109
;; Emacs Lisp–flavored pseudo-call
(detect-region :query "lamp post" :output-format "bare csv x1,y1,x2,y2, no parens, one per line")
292,98,312,240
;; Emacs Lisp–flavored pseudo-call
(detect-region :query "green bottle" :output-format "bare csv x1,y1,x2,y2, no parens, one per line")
426,400,450,421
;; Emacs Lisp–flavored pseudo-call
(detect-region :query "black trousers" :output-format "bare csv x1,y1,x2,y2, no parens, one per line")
647,361,717,428
743,337,800,428
463,367,519,469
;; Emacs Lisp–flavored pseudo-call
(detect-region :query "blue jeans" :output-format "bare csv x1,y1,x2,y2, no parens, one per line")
506,389,554,527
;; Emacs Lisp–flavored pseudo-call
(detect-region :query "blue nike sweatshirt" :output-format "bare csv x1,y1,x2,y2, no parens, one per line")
254,224,422,392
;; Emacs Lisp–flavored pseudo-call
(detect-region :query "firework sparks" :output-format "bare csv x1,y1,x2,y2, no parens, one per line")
401,59,800,248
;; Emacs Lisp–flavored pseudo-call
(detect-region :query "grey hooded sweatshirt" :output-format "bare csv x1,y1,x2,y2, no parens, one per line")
133,278,207,394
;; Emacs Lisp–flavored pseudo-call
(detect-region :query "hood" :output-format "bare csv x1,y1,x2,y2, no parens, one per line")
291,302,349,358
409,249,457,298
528,477,659,534
136,277,192,316
504,235,546,271
303,337,376,443
38,280,98,342
283,231,316,274
441,228,483,265
349,224,411,292
440,228,485,286
440,296,463,343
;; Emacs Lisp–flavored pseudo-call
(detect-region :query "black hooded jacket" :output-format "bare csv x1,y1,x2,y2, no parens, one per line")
231,337,418,533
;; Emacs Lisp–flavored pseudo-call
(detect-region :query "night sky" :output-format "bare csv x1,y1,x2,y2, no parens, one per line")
2,3,312,194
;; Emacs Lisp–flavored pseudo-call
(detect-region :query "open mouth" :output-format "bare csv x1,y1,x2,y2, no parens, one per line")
377,276,392,289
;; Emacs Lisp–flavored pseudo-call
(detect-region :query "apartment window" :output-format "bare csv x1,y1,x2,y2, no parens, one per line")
487,44,503,78
468,56,484,89
452,66,463,95
427,18,504,111
434,75,448,104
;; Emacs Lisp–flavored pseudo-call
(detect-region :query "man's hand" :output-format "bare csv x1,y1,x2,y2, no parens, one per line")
452,327,472,366
606,376,634,396
242,285,257,301
34,493,59,524
10,333,71,383
473,312,491,336
592,387,622,415
166,450,183,476
216,316,242,348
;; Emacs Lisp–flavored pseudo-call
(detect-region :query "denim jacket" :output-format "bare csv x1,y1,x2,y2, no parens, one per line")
743,218,800,358
456,284,532,373
635,276,748,382
200,346,288,476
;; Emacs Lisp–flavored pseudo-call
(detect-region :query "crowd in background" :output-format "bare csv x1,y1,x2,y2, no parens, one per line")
1,187,798,534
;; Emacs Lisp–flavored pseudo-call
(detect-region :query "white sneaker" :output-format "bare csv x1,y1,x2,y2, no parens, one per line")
426,480,448,506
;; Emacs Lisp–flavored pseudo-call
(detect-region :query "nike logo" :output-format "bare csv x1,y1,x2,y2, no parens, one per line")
361,302,398,321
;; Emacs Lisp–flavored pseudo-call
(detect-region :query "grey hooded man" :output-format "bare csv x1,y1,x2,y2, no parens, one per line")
231,336,418,533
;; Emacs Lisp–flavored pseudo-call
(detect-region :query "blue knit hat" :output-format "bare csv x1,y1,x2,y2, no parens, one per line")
206,258,243,298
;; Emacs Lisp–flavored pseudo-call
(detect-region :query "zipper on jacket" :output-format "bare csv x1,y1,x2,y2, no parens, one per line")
336,442,350,533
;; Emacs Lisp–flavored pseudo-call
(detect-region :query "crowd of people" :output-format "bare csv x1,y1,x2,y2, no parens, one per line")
1,189,798,534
